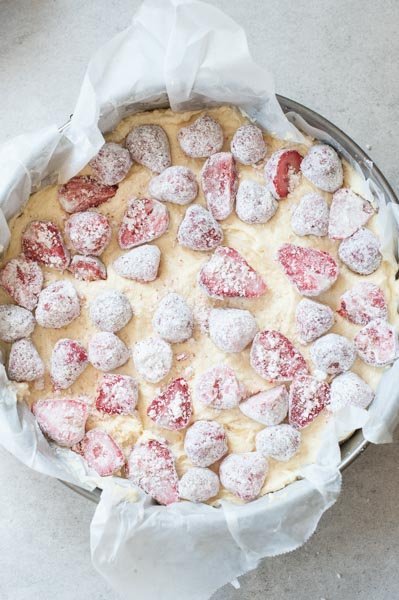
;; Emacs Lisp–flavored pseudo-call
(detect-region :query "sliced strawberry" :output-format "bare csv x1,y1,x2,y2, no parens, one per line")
199,246,267,299
65,212,111,256
328,188,374,240
36,280,80,329
184,420,228,467
89,142,132,186
295,298,334,343
95,373,138,415
58,175,117,213
8,338,44,383
219,452,268,502
127,438,179,505
255,424,301,462
69,255,107,281
147,377,192,431
201,152,238,220
177,114,223,158
148,166,198,205
239,385,288,425
338,228,381,275
0,254,43,310
88,332,129,372
32,398,88,447
195,364,245,410
354,319,399,367
301,144,343,193
125,124,171,173
291,193,329,237
113,245,161,282
177,204,223,251
310,333,356,375
77,429,125,477
250,330,308,382
264,149,302,199
289,375,330,429
0,305,35,343
337,282,387,325
22,221,70,270
277,243,339,297
179,467,220,502
329,372,374,412
208,307,258,353
50,338,88,390
231,124,267,165
118,197,169,250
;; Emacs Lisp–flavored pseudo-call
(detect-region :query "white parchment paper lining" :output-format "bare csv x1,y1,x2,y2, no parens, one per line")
0,1,398,599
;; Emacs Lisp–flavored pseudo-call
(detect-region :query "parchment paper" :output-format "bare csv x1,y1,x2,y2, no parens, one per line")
0,1,398,599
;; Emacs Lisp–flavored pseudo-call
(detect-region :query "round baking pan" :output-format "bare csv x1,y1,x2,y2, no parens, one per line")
60,95,397,502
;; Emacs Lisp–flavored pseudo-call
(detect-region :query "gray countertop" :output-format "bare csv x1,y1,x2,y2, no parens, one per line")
0,1,398,599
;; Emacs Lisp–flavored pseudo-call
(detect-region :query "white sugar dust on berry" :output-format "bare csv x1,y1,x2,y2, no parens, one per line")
219,452,268,502
89,142,132,186
295,299,334,344
337,282,387,325
235,180,277,224
125,124,171,173
329,372,374,412
300,144,343,192
89,290,133,332
149,166,198,205
35,281,80,329
177,204,223,252
0,305,35,343
255,424,301,462
8,338,44,383
184,420,228,467
195,364,245,410
208,308,258,353
88,332,130,372
231,124,267,165
179,467,220,502
132,337,173,383
310,333,356,375
178,114,223,158
152,293,193,344
291,193,329,237
113,245,161,282
239,385,288,426
65,211,112,256
338,228,381,275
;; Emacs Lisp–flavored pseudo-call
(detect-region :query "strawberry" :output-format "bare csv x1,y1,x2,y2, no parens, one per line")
208,307,258,353
219,452,268,502
32,398,88,447
65,211,111,256
289,375,330,429
147,377,192,431
277,243,339,297
118,197,169,250
50,338,88,390
113,245,161,282
354,319,399,367
152,293,193,344
77,429,125,477
231,124,267,165
125,124,171,173
177,204,223,252
132,336,172,383
22,221,70,270
179,467,220,502
329,372,374,412
148,166,198,205
199,246,267,299
0,305,35,343
291,193,329,237
328,188,374,239
239,385,288,425
195,364,245,410
127,439,179,505
295,298,334,343
235,180,277,224
264,149,302,199
8,338,44,383
250,330,308,382
58,175,117,213
301,144,343,192
88,332,130,372
35,280,80,329
69,255,107,281
337,282,387,325
89,142,132,186
255,424,301,462
89,290,132,333
184,420,228,467
338,228,381,275
0,255,43,310
178,114,223,158
310,333,356,375
95,373,138,416
201,152,238,220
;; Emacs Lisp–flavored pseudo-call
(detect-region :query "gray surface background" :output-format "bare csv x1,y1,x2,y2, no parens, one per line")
0,1,398,599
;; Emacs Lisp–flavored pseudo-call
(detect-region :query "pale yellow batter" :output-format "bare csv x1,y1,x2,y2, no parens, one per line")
2,106,398,504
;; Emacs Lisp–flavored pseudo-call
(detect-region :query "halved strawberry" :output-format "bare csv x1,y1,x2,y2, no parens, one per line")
328,188,374,240
219,452,268,502
127,439,179,505
22,221,70,270
32,398,88,447
177,204,223,251
77,429,125,477
65,211,111,256
289,375,330,429
184,420,228,467
50,338,88,390
58,175,117,213
337,282,387,326
295,298,334,343
147,377,192,431
95,373,138,415
239,385,288,425
0,254,43,310
199,246,267,299
277,243,339,297
118,197,169,250
354,319,399,367
69,255,107,281
201,152,238,220
250,330,308,382
195,365,245,410
264,149,302,199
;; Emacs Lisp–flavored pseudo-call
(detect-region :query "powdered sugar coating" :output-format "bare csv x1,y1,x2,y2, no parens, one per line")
199,246,267,299
195,365,245,410
152,293,193,343
8,338,44,382
177,204,223,252
255,424,301,461
264,149,303,199
289,375,330,429
147,377,192,431
231,124,267,165
89,290,133,332
148,166,198,205
95,373,138,415
35,280,80,329
338,228,382,275
291,193,329,237
184,420,228,467
235,180,278,224
250,330,308,382
69,255,107,281
295,299,334,344
88,332,129,372
239,386,288,425
179,467,220,502
201,152,238,220
208,307,258,353
126,124,171,173
118,197,169,250
78,429,125,477
0,255,43,310
58,175,117,213
113,245,161,282
128,438,179,505
50,339,88,390
65,211,112,256
219,452,268,502
89,142,133,186
328,188,374,240
329,372,374,412
301,144,343,192
277,243,339,297
354,319,399,367
338,282,387,326
22,221,70,270
132,336,173,383
0,305,35,342
310,333,356,375
33,398,88,447
178,114,223,158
